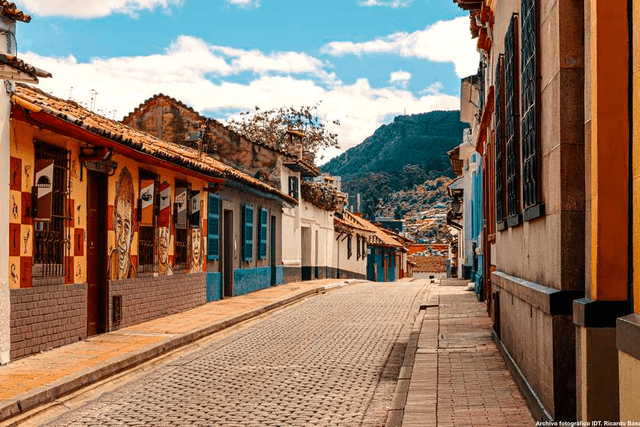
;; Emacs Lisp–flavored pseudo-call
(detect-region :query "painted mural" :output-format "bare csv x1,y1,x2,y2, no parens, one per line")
158,226,173,275
108,167,136,280
190,228,203,273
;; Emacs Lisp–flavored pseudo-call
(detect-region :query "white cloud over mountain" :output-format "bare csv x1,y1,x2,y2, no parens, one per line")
22,33,459,163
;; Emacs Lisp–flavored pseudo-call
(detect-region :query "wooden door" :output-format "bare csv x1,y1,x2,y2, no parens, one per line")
87,171,107,336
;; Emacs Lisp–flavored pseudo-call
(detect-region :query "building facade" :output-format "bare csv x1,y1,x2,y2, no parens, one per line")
7,83,295,360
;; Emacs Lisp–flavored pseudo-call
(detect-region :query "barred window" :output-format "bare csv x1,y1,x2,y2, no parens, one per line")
174,179,190,270
521,0,544,220
138,169,158,274
33,142,70,279
505,15,522,226
495,55,506,229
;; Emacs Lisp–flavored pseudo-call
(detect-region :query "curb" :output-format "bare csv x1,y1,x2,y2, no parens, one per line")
0,280,350,423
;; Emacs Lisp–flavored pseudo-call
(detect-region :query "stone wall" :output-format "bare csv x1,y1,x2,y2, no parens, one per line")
123,95,286,190
10,283,87,360
108,273,206,331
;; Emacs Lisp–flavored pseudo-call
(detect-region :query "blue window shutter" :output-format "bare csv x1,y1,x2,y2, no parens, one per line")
207,194,219,261
259,208,268,260
244,205,254,261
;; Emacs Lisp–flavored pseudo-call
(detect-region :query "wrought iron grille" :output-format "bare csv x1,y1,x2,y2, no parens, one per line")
504,16,520,220
33,142,70,278
174,228,188,270
137,170,157,274
138,226,155,273
495,56,505,225
521,0,538,210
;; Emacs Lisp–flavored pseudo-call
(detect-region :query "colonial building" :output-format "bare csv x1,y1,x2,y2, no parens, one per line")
454,0,585,421
454,0,640,422
7,83,295,360
0,1,51,364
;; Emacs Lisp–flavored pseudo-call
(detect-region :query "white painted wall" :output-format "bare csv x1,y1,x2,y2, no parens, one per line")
0,15,16,364
333,231,369,277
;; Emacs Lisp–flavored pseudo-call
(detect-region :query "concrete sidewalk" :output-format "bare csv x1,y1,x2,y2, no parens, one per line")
388,279,536,427
0,278,352,424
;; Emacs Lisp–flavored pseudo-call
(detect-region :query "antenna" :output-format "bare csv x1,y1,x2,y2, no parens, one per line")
90,89,98,111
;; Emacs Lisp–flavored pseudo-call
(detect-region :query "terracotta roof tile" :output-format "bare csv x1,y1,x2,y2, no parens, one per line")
123,93,296,158
0,53,51,81
13,83,296,204
0,1,30,22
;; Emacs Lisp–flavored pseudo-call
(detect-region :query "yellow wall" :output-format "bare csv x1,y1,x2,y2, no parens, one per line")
9,118,210,288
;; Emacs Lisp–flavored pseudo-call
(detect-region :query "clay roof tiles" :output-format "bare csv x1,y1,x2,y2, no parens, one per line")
0,53,51,81
123,93,297,159
0,1,30,22
12,83,296,204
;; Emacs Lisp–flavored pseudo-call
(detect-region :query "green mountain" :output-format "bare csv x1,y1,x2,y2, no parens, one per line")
322,110,467,179
321,110,468,219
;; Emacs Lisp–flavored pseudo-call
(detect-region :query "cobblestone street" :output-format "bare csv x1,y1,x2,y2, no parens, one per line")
43,280,428,427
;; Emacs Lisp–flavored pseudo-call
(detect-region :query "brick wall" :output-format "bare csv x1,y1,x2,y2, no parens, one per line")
108,273,206,331
10,283,87,360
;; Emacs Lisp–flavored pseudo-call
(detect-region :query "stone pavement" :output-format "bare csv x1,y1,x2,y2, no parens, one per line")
38,279,427,426
0,278,351,424
387,279,536,427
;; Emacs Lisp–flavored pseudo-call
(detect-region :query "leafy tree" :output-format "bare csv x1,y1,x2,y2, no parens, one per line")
226,103,340,160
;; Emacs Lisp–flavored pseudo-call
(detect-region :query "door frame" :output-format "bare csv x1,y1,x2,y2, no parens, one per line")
86,170,108,335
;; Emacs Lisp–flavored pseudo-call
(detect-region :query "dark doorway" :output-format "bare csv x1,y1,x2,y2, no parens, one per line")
223,209,234,298
87,170,108,336
301,226,311,281
270,215,276,285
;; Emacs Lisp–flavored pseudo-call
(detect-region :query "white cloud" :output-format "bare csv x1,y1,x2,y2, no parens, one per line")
225,0,260,9
421,81,444,95
16,0,183,18
321,17,478,78
390,70,411,88
357,0,412,8
22,36,459,164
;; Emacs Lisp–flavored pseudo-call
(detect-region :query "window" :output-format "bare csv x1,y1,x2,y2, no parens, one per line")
242,204,254,262
347,235,352,259
258,207,268,260
174,180,190,270
207,193,220,261
33,141,70,278
521,0,543,220
288,176,299,200
362,237,367,258
356,234,361,260
504,16,521,226
495,55,506,229
138,169,158,273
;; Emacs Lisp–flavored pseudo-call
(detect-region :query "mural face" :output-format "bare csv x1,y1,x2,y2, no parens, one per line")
158,226,173,275
109,167,136,280
190,228,202,273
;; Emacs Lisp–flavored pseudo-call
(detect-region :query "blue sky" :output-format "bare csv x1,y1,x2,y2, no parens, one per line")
16,0,477,163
